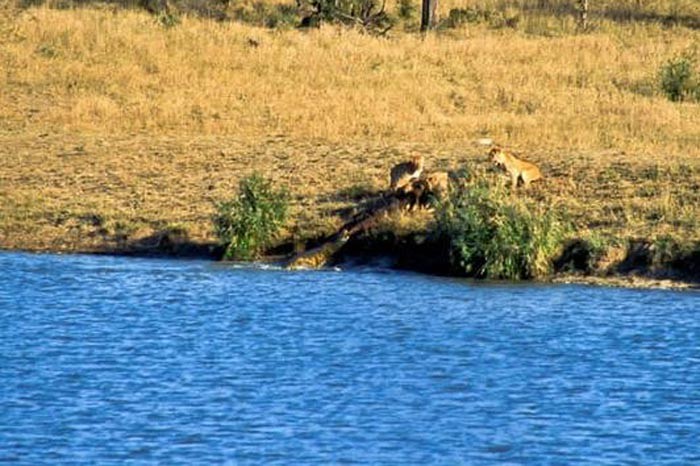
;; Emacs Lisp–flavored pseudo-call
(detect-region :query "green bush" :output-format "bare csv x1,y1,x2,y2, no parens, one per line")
156,9,181,28
436,175,568,280
441,7,493,28
660,52,699,102
231,2,299,28
396,0,416,21
213,174,289,260
440,6,518,29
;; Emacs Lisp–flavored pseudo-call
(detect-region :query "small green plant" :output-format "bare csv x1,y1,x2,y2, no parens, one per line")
156,10,181,28
141,0,181,27
442,7,491,28
396,0,416,21
440,6,516,29
584,232,612,267
659,51,699,102
213,174,289,260
232,2,299,28
35,43,59,59
436,174,568,280
651,235,683,266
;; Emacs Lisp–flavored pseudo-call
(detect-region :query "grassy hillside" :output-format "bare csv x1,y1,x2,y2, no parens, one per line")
1,1,699,260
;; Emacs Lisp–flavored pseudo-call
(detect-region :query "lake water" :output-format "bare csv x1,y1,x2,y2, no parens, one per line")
1,251,699,464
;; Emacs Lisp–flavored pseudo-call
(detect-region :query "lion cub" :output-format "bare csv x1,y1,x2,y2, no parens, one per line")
489,146,543,189
390,154,424,192
424,171,449,199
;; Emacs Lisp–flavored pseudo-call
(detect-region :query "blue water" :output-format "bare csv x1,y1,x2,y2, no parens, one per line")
1,251,699,464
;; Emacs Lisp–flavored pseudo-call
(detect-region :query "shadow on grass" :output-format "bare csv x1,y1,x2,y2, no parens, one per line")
602,7,700,29
17,0,300,26
522,1,700,29
120,230,222,258
555,237,700,283
17,0,700,30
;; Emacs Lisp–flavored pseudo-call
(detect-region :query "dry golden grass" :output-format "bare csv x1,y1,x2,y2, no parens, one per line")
1,3,699,254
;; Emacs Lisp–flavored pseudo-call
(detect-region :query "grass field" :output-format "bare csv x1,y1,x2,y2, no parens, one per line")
1,1,699,261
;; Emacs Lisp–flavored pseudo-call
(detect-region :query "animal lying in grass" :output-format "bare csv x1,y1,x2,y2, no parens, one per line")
390,154,424,192
489,146,543,190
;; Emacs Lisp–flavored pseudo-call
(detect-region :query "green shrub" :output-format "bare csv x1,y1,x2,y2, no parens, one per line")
441,7,492,28
659,52,699,102
396,0,416,21
156,10,181,27
436,174,568,280
213,174,289,260
231,2,299,28
651,235,684,266
440,6,517,29
36,43,59,59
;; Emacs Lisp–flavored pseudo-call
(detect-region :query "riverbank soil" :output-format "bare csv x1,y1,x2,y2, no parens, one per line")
1,2,699,283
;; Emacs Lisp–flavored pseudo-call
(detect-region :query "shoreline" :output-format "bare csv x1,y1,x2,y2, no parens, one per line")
3,234,698,291
2,5,699,291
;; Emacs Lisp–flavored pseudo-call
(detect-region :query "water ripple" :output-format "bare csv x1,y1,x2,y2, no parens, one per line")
1,251,699,464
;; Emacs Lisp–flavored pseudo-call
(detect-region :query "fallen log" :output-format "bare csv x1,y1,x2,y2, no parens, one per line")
285,177,441,269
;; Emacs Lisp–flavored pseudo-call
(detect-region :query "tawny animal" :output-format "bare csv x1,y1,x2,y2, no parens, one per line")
404,171,450,211
390,154,424,192
489,146,543,189
424,171,449,199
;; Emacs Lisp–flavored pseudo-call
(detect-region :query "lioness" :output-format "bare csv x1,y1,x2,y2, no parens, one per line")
390,154,424,192
489,146,543,189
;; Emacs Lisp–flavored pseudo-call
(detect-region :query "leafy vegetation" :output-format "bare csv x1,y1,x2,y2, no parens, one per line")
441,6,519,30
230,1,298,28
659,50,699,102
396,0,415,21
436,174,568,280
213,174,289,260
155,8,180,27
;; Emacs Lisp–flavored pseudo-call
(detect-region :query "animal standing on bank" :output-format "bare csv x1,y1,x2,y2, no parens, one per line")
389,154,424,192
489,146,543,190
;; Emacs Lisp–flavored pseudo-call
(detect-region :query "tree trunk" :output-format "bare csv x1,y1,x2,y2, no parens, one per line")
420,0,438,32
577,0,589,30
